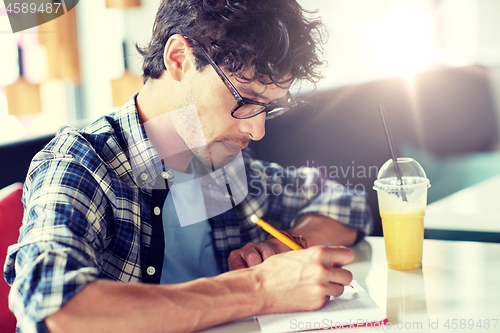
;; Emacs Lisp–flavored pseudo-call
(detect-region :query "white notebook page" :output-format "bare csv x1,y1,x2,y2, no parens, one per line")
257,281,386,333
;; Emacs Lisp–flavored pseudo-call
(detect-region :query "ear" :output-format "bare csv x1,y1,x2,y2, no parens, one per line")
163,34,194,82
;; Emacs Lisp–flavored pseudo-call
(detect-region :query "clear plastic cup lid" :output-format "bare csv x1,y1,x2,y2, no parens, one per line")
373,158,430,191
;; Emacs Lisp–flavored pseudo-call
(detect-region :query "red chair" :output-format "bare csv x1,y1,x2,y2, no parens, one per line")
0,183,23,332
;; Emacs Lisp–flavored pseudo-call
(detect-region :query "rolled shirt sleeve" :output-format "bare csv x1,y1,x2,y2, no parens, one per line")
245,151,374,238
3,97,173,332
4,151,109,332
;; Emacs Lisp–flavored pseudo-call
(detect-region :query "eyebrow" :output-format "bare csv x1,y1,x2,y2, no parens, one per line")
238,86,267,100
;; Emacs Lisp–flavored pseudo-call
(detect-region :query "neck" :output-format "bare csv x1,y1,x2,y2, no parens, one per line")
136,80,194,173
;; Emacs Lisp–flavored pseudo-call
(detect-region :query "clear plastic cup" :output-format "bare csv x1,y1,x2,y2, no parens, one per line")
373,158,431,270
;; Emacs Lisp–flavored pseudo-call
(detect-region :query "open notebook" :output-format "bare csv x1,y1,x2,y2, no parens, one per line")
257,281,387,332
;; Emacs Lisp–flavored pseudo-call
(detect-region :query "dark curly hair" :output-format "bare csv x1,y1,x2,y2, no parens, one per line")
136,0,326,87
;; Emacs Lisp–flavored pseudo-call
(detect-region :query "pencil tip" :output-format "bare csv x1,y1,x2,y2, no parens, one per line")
250,214,258,223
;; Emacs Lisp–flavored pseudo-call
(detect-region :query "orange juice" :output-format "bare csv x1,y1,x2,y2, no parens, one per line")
373,159,430,271
380,210,425,270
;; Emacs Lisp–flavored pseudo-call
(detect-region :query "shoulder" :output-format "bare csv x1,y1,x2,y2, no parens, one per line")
33,114,121,169
25,115,125,195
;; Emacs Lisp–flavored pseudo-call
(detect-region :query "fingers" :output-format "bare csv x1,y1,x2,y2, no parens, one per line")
308,246,354,291
244,248,264,267
254,247,356,314
228,254,247,271
325,267,353,294
260,245,277,261
324,281,347,297
307,258,353,292
228,242,278,271
308,245,354,268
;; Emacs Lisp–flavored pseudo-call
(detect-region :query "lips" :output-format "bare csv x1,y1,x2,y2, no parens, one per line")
222,142,241,154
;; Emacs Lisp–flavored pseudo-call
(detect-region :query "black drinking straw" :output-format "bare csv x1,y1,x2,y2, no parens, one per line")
379,104,407,201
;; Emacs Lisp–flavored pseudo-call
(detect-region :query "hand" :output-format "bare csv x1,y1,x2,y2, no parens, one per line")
251,246,354,314
228,239,285,270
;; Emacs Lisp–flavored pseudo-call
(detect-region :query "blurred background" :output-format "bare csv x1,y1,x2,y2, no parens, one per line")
0,0,500,234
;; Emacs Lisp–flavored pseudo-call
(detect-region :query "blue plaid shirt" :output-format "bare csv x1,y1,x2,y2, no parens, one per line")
4,95,373,332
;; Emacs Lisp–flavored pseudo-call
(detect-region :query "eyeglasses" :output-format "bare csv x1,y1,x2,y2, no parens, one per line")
199,48,297,120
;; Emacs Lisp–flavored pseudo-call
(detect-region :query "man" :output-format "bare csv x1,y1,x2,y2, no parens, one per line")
4,0,373,332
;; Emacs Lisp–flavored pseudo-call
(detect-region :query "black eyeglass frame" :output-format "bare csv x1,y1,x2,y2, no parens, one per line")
199,48,297,119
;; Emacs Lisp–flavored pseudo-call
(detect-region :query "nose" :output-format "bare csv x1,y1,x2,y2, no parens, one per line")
239,112,266,141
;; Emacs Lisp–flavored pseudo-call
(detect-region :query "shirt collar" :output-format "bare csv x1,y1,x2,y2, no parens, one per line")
116,93,164,188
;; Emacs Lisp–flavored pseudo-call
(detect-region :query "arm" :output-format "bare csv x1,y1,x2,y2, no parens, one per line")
287,213,358,247
228,152,372,270
228,214,357,269
46,246,354,333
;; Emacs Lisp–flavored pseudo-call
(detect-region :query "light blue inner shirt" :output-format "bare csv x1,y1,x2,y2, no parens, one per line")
160,165,222,284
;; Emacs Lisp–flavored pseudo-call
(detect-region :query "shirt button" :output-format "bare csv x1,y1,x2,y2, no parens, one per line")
161,170,175,182
146,266,156,275
154,206,161,215
141,173,148,180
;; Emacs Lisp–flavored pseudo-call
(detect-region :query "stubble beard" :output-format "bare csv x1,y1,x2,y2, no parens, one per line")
174,94,246,171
